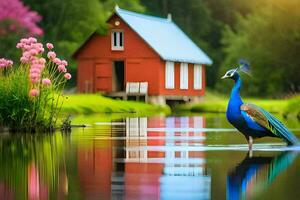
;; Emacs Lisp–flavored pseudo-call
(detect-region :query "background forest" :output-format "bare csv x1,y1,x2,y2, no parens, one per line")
0,0,299,97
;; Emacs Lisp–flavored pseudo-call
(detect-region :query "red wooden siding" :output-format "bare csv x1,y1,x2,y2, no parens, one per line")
125,59,162,95
77,59,95,93
75,14,206,97
75,15,162,94
77,142,113,199
75,15,160,60
95,61,112,92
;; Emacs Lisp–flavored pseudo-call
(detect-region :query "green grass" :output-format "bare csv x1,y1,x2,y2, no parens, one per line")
176,91,292,114
59,92,298,123
61,94,171,115
283,95,300,119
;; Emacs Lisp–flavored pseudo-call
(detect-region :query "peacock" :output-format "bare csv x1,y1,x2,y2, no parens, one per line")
222,60,299,151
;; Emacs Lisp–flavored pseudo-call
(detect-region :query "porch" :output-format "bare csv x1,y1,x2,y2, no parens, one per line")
106,82,149,102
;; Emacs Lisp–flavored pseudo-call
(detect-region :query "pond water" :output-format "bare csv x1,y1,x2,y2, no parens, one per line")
1,114,300,200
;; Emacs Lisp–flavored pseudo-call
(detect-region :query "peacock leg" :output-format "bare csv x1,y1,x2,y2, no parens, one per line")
248,136,253,157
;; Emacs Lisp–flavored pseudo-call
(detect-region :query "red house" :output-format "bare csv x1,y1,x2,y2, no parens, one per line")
74,6,212,104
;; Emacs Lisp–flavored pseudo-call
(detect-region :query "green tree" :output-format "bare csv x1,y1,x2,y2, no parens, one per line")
218,0,300,96
203,0,253,28
23,0,144,59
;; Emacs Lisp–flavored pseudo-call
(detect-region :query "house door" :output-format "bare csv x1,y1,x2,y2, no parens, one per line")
112,61,125,92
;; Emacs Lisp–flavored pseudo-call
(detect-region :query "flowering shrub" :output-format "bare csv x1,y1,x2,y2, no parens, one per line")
0,0,43,65
0,37,71,132
0,0,43,36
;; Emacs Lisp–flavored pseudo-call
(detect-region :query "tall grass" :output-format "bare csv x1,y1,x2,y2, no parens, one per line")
0,37,71,132
0,66,30,131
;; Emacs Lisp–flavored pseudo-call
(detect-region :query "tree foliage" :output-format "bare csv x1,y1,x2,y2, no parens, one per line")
22,0,145,61
1,0,299,96
218,0,300,96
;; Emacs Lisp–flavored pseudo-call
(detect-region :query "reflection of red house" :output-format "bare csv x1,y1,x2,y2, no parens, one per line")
124,116,208,199
77,116,210,199
74,7,212,104
77,141,113,199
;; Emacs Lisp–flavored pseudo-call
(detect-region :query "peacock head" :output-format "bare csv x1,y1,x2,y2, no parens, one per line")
221,68,239,80
221,59,250,80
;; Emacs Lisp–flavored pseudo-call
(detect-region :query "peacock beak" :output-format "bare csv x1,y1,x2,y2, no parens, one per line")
221,74,228,79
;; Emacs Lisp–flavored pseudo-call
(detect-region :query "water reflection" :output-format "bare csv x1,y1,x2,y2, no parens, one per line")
0,134,68,200
0,115,299,199
77,116,211,200
227,151,298,200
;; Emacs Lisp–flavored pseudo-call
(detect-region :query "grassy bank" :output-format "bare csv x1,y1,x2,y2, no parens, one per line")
284,95,300,119
61,94,170,115
176,91,298,116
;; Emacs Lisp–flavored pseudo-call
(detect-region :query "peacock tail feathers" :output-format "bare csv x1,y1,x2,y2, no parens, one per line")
259,108,299,145
241,103,299,145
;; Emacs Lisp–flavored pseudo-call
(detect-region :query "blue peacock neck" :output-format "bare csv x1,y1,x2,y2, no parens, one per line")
226,74,244,122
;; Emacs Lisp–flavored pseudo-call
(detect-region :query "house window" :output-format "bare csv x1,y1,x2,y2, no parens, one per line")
111,30,124,50
165,61,174,89
180,63,188,89
194,64,202,90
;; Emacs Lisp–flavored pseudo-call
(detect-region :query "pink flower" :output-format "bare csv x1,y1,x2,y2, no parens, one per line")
30,68,41,74
46,43,54,49
28,37,37,44
31,58,39,65
16,42,23,49
30,72,40,79
32,43,44,53
42,78,51,86
7,60,13,66
29,89,39,97
61,60,68,66
20,56,29,63
47,51,56,60
29,49,38,56
31,64,43,70
36,59,44,66
24,44,31,51
64,73,71,80
53,58,61,65
58,65,66,73
20,38,28,44
0,58,13,68
23,51,31,57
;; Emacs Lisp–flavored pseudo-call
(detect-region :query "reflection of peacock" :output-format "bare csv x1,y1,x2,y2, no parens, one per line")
227,152,298,200
222,60,299,151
